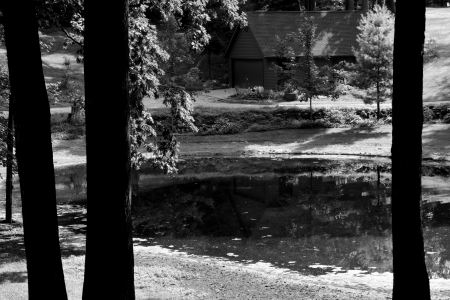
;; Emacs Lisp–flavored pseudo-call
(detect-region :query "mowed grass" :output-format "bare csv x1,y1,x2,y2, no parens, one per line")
424,8,450,102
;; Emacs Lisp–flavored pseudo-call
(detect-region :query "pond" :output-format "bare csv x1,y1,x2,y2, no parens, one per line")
4,157,450,278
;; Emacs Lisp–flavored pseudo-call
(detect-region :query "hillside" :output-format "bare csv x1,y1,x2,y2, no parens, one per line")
424,7,450,102
0,8,449,103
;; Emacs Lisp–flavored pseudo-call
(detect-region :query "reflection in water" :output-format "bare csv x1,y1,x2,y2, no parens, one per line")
3,158,450,278
132,159,450,278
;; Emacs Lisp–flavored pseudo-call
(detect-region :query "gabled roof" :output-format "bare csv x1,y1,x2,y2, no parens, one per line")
226,11,363,58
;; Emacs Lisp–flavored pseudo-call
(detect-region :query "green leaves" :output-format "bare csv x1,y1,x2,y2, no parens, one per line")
353,5,394,102
273,17,342,104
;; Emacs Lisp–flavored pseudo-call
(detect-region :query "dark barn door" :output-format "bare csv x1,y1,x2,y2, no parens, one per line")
233,59,264,88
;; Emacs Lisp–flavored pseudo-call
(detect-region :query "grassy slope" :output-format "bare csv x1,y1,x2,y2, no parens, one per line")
424,8,450,102
0,9,448,104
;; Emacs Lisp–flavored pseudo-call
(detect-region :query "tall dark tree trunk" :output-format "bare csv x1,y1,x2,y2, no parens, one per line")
83,0,134,299
5,94,14,223
391,0,430,299
2,1,68,299
309,0,316,11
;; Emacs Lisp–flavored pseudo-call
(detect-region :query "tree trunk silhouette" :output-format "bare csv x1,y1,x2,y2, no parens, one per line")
5,94,14,223
82,1,134,299
391,0,430,299
377,82,380,120
2,1,68,298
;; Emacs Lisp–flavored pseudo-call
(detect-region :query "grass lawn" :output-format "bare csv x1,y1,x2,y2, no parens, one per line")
423,8,450,102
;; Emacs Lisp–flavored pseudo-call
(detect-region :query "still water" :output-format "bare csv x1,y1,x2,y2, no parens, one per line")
5,157,450,278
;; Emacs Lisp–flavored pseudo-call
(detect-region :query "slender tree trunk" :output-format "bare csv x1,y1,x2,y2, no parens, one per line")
5,94,14,223
391,0,430,299
309,97,313,121
310,0,316,11
83,1,134,299
2,1,68,298
208,47,212,80
377,82,380,120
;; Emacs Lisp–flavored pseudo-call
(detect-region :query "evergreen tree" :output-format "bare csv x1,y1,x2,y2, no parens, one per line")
353,5,394,119
273,17,341,120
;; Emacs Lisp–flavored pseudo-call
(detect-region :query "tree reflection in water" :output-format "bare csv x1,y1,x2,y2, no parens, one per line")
132,165,450,277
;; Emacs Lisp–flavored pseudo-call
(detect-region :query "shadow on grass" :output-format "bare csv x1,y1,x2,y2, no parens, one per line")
0,204,87,267
0,271,28,284
243,127,391,155
422,124,450,159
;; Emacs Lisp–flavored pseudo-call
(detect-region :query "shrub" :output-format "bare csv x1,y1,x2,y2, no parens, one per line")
424,37,439,64
423,106,434,123
443,113,450,124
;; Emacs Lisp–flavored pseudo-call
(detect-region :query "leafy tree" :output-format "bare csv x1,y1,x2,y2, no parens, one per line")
249,0,347,11
273,17,342,120
201,2,237,81
353,5,394,119
391,0,430,299
63,1,246,172
2,0,68,298
82,1,245,298
158,16,195,78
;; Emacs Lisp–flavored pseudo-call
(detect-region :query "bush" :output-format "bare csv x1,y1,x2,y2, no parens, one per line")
50,104,449,140
423,106,434,122
51,113,85,139
424,37,439,64
443,113,450,124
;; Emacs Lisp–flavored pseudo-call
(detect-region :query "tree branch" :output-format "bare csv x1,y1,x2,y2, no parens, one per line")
60,27,83,47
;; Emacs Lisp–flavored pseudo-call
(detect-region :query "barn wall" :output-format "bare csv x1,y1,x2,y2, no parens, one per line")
227,27,266,87
264,58,278,90
228,28,264,59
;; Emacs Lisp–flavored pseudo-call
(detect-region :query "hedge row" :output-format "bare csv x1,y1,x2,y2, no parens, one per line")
150,103,450,135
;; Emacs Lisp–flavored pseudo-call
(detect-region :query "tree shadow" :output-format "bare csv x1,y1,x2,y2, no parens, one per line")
52,139,87,160
0,271,28,284
243,127,391,155
0,204,87,267
422,124,450,160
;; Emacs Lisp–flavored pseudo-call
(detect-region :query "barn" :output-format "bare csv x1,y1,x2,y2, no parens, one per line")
224,11,364,90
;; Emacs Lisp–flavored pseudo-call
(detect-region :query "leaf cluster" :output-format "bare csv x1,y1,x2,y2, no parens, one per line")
351,5,394,103
272,17,342,102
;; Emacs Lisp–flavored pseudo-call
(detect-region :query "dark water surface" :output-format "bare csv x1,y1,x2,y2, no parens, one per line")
4,158,450,278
